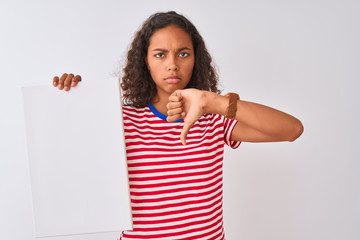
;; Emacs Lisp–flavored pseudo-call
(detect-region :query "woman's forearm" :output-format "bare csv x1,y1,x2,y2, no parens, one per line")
204,91,304,142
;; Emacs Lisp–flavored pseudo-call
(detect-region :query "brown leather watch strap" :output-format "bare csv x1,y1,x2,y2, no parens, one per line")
224,92,240,119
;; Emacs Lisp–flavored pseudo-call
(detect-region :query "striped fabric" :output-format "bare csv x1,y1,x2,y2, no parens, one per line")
120,103,240,240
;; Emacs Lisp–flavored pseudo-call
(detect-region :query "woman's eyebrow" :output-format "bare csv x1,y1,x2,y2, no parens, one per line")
152,48,168,52
178,47,192,51
152,47,192,52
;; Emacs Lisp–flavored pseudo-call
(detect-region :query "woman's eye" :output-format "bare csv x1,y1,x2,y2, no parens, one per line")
155,53,164,58
179,52,189,57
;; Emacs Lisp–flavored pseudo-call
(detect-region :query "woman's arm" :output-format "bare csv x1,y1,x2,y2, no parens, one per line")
166,89,304,145
204,91,303,142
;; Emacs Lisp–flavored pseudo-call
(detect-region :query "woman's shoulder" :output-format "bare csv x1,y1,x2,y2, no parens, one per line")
122,104,147,110
121,104,151,116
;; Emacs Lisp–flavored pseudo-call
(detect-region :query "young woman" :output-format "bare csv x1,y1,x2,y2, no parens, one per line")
53,11,303,240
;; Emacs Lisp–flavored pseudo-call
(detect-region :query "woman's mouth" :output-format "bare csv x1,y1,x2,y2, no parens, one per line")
165,77,181,84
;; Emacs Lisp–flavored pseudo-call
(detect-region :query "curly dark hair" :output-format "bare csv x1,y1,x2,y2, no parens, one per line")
121,11,220,107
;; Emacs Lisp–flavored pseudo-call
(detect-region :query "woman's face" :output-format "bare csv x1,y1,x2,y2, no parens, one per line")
146,24,195,100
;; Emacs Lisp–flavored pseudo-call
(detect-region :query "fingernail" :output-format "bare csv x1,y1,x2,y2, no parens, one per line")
64,86,69,91
71,82,76,87
58,84,63,89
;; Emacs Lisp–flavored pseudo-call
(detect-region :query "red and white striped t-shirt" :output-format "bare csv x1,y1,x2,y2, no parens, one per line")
120,103,240,240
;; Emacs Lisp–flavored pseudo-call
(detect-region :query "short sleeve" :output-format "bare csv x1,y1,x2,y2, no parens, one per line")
223,116,241,149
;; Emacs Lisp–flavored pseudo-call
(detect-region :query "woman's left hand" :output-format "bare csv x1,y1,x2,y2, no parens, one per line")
166,89,207,145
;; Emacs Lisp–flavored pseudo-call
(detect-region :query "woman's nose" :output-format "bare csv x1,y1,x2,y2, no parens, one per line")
167,55,178,71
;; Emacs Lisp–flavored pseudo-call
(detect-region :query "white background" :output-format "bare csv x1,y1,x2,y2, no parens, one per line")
1,0,359,239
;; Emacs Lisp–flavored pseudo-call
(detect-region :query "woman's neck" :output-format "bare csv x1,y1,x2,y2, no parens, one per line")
151,94,169,116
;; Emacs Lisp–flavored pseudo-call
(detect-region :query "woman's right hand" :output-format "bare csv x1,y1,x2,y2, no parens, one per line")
53,73,82,91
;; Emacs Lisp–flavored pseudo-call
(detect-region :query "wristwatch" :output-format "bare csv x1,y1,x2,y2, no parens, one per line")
224,92,240,119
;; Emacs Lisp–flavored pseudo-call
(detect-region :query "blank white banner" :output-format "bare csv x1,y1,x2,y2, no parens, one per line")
22,78,132,238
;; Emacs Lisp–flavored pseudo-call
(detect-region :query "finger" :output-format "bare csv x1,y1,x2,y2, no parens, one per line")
58,73,68,90
63,73,74,91
167,107,183,116
71,75,82,87
53,76,59,87
166,101,182,110
167,114,182,122
169,90,182,102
